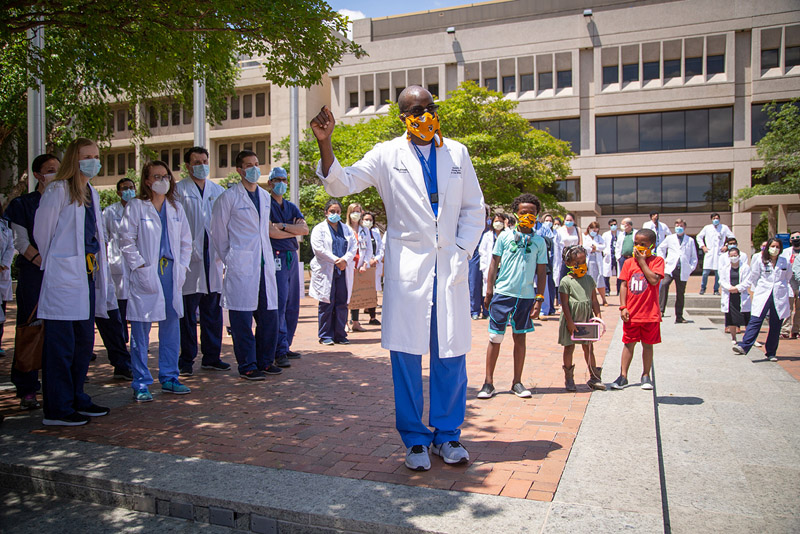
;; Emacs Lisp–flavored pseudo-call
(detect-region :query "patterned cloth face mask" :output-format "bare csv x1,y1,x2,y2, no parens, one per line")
403,111,443,147
568,263,588,277
516,213,537,230
634,244,654,257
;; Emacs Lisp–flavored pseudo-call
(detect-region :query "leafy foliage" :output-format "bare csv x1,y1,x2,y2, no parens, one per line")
274,82,573,230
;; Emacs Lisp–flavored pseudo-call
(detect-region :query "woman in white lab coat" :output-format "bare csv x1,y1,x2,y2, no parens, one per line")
733,237,791,361
120,161,192,402
361,212,383,325
310,199,357,345
719,247,752,345
0,215,13,347
557,212,581,283
34,137,111,426
581,221,607,305
345,202,372,332
478,213,509,298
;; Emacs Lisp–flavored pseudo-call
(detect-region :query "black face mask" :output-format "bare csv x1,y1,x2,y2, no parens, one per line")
792,239,800,248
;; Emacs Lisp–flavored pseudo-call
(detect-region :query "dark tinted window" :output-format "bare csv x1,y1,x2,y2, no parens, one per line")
230,96,240,119
602,65,618,85
183,106,192,125
538,72,553,90
379,88,389,104
685,109,709,149
637,176,661,215
502,76,515,93
428,84,439,97
117,110,126,131
596,116,617,154
554,179,580,201
243,94,253,118
687,174,712,212
255,93,266,117
622,63,639,83
172,149,181,171
661,175,686,213
614,178,637,214
349,92,358,108
557,70,572,88
664,59,681,79
538,120,559,137
643,61,660,81
218,144,227,167
256,141,266,165
639,112,662,151
560,118,580,153
597,178,614,207
172,103,180,125
117,153,126,176
520,74,534,92
661,111,685,150
617,114,639,152
709,107,733,147
685,56,702,77
707,54,725,75
787,46,800,68
762,49,779,69
364,90,374,107
598,173,730,215
485,78,497,92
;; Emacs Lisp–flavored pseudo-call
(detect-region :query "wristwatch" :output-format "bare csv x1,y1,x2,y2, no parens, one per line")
281,223,286,231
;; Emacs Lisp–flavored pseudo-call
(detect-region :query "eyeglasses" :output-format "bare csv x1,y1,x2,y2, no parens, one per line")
150,175,169,181
402,104,439,117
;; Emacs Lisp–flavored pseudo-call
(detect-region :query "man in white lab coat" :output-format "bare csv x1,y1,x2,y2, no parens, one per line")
695,212,733,295
657,218,698,323
642,211,671,248
311,86,485,471
210,150,281,381
175,147,229,375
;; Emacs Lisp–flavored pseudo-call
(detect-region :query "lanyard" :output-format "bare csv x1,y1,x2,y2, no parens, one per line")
412,143,438,213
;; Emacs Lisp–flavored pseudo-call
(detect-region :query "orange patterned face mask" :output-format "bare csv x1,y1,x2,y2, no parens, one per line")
634,244,654,257
568,263,588,277
516,213,537,229
404,112,443,147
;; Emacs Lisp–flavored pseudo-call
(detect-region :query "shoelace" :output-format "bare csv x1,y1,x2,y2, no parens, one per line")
411,445,426,454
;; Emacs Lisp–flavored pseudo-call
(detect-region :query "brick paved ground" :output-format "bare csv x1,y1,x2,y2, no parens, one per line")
2,273,797,501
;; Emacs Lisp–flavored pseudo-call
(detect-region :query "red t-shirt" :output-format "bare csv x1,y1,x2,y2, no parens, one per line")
620,255,665,323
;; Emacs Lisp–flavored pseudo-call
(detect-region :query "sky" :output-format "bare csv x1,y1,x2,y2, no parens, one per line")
328,0,474,21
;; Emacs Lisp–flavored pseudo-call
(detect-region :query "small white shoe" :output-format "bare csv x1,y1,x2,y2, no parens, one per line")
404,445,431,471
432,441,469,465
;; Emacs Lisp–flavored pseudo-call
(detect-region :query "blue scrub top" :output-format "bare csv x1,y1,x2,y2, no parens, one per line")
327,222,347,272
84,197,100,255
269,196,304,252
4,191,41,270
247,188,260,217
157,201,173,260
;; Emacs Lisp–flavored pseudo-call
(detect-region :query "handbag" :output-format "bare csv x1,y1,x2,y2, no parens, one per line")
14,305,44,373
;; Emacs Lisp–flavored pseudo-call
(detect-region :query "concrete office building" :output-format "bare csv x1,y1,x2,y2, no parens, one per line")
327,0,800,253
95,62,329,187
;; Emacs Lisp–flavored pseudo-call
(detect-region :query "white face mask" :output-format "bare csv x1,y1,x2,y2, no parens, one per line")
350,212,362,223
769,247,781,257
151,179,170,195
730,256,740,264
362,220,373,229
492,221,504,231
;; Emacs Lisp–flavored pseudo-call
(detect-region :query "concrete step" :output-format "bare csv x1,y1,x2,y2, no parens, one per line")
684,307,724,318
666,294,723,309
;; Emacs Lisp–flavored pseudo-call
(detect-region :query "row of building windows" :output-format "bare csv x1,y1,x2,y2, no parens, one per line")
98,152,136,177
475,70,573,94
217,139,270,168
597,173,731,215
602,55,724,86
348,85,439,109
529,118,580,153
596,107,733,154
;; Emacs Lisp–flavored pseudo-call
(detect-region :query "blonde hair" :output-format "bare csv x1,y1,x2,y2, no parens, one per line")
53,137,97,206
345,202,363,230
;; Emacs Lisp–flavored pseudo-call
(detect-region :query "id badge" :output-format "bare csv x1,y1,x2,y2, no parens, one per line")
275,258,282,271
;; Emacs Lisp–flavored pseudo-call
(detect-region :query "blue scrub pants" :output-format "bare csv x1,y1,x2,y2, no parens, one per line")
11,262,42,398
130,260,180,390
95,307,132,373
41,275,95,419
179,242,223,371
541,272,556,315
468,252,486,317
390,276,468,448
318,268,348,343
738,294,782,357
229,270,279,374
118,299,129,343
275,249,300,356
701,269,720,293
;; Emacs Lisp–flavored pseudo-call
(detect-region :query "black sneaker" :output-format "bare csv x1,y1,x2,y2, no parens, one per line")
113,367,133,380
476,383,496,399
201,361,231,371
334,339,350,345
511,382,532,398
77,404,110,417
275,355,291,368
263,364,283,375
179,367,194,377
368,319,381,326
286,350,302,359
43,412,90,426
240,369,266,381
610,376,629,390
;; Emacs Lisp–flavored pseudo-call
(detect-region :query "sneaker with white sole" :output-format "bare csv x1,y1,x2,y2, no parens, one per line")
511,382,532,398
768,355,778,362
732,344,746,355
640,375,653,390
432,441,469,465
755,341,764,348
610,375,628,390
404,445,431,471
476,383,496,399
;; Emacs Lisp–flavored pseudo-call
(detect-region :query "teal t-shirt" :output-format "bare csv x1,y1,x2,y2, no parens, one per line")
492,229,548,299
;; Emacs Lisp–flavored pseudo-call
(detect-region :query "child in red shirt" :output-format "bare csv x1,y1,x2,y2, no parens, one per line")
612,229,664,390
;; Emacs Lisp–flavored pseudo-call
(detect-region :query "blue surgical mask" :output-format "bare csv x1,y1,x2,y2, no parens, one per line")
121,189,136,203
327,213,341,223
244,166,261,183
712,219,720,226
565,220,574,228
675,226,685,235
590,230,597,237
543,221,552,230
192,164,210,180
79,159,102,179
272,181,288,196
610,224,617,231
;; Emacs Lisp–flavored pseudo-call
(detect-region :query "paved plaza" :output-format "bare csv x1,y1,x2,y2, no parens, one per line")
1,276,798,533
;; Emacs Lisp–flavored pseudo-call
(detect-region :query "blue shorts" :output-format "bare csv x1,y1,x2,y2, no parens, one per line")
488,294,536,335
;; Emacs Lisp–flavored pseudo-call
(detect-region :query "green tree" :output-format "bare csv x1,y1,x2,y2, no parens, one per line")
274,82,573,228
0,1,363,184
734,99,800,201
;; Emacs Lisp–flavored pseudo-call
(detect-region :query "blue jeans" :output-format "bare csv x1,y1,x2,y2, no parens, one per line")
275,249,301,355
389,276,467,448
738,294,782,357
468,252,485,317
130,260,180,390
178,291,223,370
318,268,348,342
229,270,279,374
42,275,95,419
701,269,720,293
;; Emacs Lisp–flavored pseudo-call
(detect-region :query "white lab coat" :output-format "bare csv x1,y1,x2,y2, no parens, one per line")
370,227,385,291
719,250,749,270
656,233,698,282
175,177,224,295
316,135,485,358
719,261,752,313
642,220,671,246
33,180,110,320
0,220,14,303
478,229,508,296
696,223,733,271
601,230,625,278
309,220,357,303
748,254,791,319
210,182,278,312
103,201,130,301
581,232,605,286
119,198,192,322
352,224,374,272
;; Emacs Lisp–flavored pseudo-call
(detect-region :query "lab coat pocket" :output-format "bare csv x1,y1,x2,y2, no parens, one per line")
451,246,469,284
226,249,256,277
49,255,85,288
132,266,160,295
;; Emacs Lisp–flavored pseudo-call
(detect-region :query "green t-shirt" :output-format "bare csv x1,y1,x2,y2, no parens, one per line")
621,231,635,257
492,230,548,299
